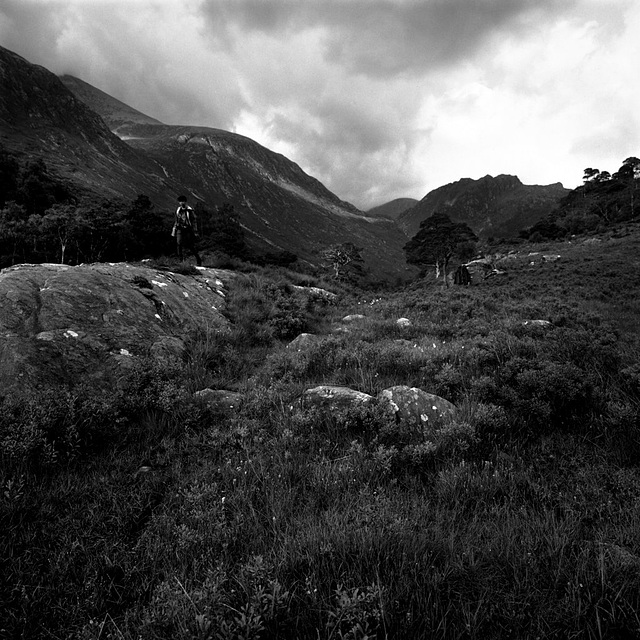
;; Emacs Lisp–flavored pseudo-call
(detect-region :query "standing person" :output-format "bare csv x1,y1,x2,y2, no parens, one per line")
171,195,202,265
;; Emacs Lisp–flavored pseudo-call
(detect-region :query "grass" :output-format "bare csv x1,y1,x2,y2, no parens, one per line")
2,228,640,639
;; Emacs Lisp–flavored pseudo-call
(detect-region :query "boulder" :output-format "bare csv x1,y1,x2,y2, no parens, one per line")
286,333,324,351
342,314,366,323
297,385,374,411
464,258,494,282
378,385,455,437
396,317,412,328
0,263,232,391
194,389,243,414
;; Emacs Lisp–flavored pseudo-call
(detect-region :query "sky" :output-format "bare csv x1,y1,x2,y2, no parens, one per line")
1,0,639,210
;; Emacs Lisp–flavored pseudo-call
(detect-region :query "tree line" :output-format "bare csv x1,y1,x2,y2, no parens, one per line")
0,147,256,268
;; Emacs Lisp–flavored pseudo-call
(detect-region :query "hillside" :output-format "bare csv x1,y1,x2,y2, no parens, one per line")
2,223,640,638
399,174,569,239
0,47,173,204
0,46,410,281
60,75,163,128
366,197,418,220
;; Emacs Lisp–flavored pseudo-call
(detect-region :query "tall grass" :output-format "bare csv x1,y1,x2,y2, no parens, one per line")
2,233,640,638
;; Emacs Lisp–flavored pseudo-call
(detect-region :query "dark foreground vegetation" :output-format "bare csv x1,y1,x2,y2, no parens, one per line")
2,219,640,639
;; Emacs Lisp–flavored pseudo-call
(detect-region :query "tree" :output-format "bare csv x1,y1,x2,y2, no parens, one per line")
123,194,168,259
320,242,365,282
205,202,247,258
0,146,20,207
0,202,29,266
404,211,477,286
37,204,83,264
613,157,640,218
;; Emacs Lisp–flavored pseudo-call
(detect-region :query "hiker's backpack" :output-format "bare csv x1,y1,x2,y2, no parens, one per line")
175,207,193,230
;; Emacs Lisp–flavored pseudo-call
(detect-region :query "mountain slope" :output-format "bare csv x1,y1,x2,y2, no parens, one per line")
0,46,177,203
399,174,569,239
0,46,410,280
57,70,410,279
60,74,162,128
366,198,418,220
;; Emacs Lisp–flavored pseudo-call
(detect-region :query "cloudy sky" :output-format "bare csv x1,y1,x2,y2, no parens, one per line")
1,0,638,209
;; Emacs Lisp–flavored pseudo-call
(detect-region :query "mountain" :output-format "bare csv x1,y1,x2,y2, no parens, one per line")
0,46,410,281
0,47,175,204
398,174,569,239
366,198,418,220
60,75,162,128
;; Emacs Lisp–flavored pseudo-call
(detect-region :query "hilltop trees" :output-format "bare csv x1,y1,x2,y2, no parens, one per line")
524,156,640,241
404,211,477,285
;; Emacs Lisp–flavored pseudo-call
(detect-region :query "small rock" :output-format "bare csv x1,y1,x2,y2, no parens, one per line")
297,385,374,411
291,285,337,302
195,389,243,414
522,320,552,328
342,314,366,323
286,333,324,351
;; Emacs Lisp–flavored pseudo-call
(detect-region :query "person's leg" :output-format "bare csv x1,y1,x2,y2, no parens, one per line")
185,231,202,265
176,230,184,260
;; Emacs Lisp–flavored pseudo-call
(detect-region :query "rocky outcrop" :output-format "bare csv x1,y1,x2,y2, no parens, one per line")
0,262,232,390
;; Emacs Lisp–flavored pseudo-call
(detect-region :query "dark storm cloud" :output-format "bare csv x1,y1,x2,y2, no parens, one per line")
1,0,637,208
201,0,574,77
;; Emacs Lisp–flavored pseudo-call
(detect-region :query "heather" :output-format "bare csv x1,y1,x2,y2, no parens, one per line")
1,226,640,639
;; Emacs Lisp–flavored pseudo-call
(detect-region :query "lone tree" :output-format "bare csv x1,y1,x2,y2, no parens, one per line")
404,211,477,286
320,242,365,282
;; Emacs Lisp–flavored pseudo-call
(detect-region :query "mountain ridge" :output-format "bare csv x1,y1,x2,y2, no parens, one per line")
398,174,569,239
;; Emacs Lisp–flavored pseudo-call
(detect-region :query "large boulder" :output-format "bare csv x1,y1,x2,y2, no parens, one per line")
297,385,374,411
378,385,455,437
0,263,233,391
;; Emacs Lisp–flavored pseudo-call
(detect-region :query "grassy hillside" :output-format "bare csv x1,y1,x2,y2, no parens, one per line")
2,223,640,639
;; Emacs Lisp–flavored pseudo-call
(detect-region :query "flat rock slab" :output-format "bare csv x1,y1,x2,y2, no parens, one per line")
0,262,233,390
